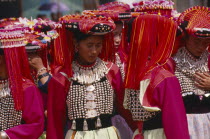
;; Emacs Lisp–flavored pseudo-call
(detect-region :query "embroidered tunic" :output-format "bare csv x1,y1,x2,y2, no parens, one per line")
47,59,133,139
0,79,44,139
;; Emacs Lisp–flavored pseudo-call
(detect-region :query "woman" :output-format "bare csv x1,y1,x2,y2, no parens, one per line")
47,15,131,139
0,25,44,139
124,14,189,139
83,2,131,81
168,6,210,139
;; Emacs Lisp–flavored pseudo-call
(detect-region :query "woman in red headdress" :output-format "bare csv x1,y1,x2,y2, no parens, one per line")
166,6,210,139
124,14,190,139
47,15,133,139
0,26,44,139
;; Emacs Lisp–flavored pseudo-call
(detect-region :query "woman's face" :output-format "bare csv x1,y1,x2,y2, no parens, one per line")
113,23,123,47
186,35,210,57
76,35,103,65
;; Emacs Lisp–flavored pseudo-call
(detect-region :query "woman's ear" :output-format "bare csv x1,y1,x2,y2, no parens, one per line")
73,38,79,52
73,38,79,48
73,38,78,46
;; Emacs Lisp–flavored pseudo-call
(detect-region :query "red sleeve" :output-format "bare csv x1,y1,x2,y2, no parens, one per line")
5,84,44,139
106,62,137,131
163,58,176,74
47,72,70,139
152,76,190,139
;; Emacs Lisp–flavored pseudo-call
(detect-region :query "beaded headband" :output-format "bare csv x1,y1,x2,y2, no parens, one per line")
59,15,116,35
0,28,26,48
98,2,130,12
177,6,210,38
133,0,174,17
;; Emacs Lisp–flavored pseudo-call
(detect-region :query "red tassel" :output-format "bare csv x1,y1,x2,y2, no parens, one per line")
100,32,115,63
4,47,26,110
117,21,128,64
125,15,177,90
50,25,74,77
134,122,144,139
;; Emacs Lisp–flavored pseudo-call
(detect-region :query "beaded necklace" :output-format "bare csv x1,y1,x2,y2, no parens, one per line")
174,47,209,95
0,79,22,130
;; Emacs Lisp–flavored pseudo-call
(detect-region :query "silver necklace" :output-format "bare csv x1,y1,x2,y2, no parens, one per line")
174,47,209,95
71,58,109,85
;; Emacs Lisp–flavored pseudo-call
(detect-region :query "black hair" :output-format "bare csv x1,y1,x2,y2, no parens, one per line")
73,31,92,42
114,21,123,25
179,21,188,33
0,49,4,55
127,17,136,42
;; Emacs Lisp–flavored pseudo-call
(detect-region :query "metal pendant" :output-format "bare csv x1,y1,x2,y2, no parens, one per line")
86,85,95,92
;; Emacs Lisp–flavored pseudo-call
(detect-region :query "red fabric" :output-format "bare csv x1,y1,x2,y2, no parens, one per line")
141,67,190,139
125,14,177,90
4,46,31,110
47,70,70,139
163,58,176,73
50,26,74,77
106,62,137,131
117,23,128,64
5,79,44,139
99,33,116,62
142,67,175,107
134,122,144,139
153,70,189,139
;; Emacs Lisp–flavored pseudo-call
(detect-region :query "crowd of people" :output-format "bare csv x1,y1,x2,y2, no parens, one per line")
0,0,210,139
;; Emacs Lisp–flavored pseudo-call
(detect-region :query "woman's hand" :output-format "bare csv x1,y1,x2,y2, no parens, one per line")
28,53,49,85
194,72,210,91
28,54,45,71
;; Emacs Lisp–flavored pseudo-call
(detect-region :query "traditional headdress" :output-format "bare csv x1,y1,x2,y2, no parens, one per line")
0,17,59,50
125,14,177,89
133,0,174,18
22,18,60,79
51,15,116,77
0,27,31,110
169,6,210,55
177,6,210,38
0,17,59,80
